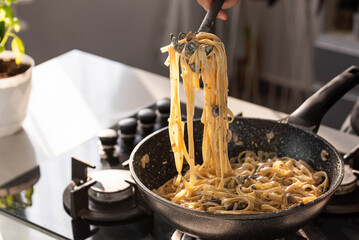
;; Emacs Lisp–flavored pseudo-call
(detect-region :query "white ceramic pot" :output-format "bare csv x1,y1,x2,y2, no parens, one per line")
0,51,35,137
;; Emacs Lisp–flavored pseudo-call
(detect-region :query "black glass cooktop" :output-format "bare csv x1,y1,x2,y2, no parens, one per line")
1,101,359,240
0,101,202,240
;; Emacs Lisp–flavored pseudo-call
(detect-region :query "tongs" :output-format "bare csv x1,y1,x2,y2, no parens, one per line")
198,0,225,33
171,0,224,49
169,0,225,72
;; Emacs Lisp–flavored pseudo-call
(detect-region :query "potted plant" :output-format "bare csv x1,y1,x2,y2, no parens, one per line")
0,0,34,137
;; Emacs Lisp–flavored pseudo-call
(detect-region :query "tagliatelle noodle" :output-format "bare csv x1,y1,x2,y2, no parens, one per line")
156,32,329,213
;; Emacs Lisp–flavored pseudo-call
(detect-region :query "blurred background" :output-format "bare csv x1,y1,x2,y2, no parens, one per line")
14,0,359,130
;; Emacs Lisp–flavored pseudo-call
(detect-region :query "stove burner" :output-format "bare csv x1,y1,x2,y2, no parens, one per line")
325,147,359,213
88,169,133,203
335,165,357,195
63,157,150,223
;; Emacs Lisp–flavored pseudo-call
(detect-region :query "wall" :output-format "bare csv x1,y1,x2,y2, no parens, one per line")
314,41,359,129
15,0,359,130
16,0,203,77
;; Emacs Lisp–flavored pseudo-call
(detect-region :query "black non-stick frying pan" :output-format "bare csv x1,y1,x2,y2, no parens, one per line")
130,66,359,240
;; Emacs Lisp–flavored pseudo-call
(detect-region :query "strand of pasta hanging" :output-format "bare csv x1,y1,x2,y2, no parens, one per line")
158,32,328,213
161,32,234,193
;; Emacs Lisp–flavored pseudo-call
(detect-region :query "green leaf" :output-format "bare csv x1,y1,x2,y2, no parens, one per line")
11,36,24,64
25,188,33,200
0,6,14,26
0,44,5,52
0,9,5,22
24,188,33,207
4,0,17,6
5,195,13,207
0,6,14,19
0,199,5,208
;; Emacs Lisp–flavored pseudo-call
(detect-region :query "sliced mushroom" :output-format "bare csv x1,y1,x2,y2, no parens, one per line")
178,32,186,40
237,175,249,184
205,45,214,55
287,195,296,204
211,105,219,117
185,42,198,56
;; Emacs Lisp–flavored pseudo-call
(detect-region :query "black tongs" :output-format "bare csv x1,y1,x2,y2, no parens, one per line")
198,0,225,33
198,0,278,33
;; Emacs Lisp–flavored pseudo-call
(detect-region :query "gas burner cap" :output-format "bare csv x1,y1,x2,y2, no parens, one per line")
335,165,357,195
88,169,133,203
325,165,359,214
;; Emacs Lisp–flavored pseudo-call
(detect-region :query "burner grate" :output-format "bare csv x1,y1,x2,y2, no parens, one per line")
63,157,150,223
325,145,359,214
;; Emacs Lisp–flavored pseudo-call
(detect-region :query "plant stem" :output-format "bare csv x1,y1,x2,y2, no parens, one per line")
1,25,12,45
8,32,16,38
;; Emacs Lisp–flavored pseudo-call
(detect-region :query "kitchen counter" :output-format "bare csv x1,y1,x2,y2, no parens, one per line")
24,50,359,160
0,210,55,239
0,50,358,239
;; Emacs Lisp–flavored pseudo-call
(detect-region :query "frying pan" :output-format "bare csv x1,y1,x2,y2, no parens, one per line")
130,66,359,240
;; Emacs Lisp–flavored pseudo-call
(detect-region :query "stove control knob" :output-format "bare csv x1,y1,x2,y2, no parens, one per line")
98,129,118,146
98,129,119,159
156,99,170,128
138,108,157,135
118,118,137,144
156,99,171,116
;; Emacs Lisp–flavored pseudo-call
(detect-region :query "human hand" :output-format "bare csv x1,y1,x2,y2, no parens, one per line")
197,0,239,20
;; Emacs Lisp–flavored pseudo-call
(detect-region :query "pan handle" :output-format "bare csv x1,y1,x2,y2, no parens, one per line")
283,66,359,133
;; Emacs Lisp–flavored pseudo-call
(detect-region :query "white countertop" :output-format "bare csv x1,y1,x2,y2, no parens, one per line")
0,49,359,238
0,211,58,240
24,50,359,161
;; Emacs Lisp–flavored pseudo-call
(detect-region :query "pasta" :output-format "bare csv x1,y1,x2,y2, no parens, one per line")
155,150,329,213
157,32,329,213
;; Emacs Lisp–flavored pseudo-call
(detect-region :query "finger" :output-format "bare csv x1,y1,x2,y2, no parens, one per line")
197,0,211,11
217,10,228,21
198,0,238,11
197,0,230,20
222,0,239,10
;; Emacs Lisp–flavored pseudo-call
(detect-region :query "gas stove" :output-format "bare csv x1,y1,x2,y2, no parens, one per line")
1,98,359,240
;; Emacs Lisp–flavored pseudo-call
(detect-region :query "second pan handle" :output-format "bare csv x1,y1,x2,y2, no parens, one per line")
284,66,359,133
